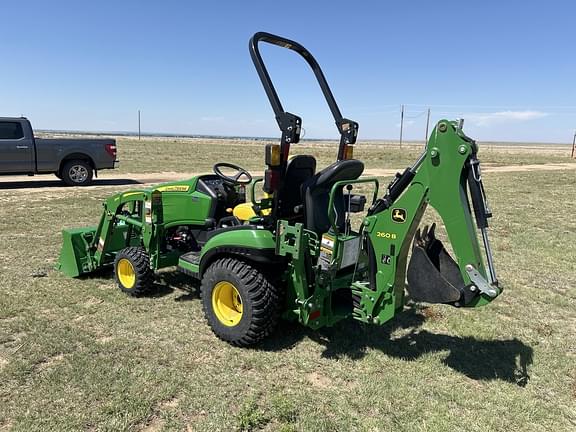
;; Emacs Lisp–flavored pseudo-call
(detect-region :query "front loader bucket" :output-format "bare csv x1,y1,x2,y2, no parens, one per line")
56,227,97,277
406,224,466,305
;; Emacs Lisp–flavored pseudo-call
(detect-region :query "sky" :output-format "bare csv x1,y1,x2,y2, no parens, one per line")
1,1,575,143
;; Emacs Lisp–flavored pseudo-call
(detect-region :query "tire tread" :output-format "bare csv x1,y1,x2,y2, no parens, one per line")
114,247,153,296
201,257,282,346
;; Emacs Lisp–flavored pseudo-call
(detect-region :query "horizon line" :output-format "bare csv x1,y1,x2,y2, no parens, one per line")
34,128,572,146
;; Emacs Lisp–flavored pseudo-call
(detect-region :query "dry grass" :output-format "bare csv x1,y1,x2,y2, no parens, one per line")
0,138,575,431
104,137,574,175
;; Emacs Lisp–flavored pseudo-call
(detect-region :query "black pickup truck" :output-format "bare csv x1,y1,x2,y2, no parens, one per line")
0,117,118,186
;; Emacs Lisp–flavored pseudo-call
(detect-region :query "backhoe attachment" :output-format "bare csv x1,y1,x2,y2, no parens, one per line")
353,119,501,325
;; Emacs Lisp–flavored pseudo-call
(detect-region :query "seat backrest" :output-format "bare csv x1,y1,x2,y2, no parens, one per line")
276,155,316,219
302,159,364,234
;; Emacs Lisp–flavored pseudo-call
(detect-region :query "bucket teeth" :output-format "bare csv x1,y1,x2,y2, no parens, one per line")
414,223,437,250
427,223,436,241
421,224,429,243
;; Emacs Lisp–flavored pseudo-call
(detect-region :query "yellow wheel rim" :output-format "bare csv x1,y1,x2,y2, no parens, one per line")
212,281,243,327
117,258,136,289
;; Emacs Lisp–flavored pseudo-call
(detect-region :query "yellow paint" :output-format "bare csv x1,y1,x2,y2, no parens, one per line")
212,281,243,326
122,192,142,198
233,203,270,221
233,203,257,220
156,185,190,192
376,231,397,239
117,258,136,288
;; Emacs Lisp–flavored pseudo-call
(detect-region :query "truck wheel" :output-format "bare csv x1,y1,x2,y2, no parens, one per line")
61,160,93,186
114,247,153,296
201,257,281,346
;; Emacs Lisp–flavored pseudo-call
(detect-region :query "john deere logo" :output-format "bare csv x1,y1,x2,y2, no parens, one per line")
392,208,407,223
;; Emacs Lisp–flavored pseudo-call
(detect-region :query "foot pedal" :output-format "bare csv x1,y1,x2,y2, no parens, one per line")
406,224,464,304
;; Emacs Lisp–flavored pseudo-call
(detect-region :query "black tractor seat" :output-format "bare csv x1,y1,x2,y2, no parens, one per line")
276,155,316,221
302,159,364,234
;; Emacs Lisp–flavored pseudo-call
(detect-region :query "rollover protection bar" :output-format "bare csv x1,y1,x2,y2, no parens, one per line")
249,31,358,160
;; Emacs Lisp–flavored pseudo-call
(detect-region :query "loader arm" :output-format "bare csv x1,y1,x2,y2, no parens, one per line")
353,120,501,324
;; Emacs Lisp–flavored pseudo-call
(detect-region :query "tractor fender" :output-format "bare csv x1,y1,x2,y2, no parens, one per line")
198,228,283,276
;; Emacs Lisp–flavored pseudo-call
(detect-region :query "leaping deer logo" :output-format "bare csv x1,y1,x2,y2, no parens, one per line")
392,208,407,223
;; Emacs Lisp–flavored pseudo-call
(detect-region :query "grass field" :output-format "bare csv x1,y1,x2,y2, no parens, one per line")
1,138,575,431
108,138,573,174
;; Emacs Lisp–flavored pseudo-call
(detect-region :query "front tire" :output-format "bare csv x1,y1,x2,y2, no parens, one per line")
201,257,281,346
114,247,153,296
61,160,93,186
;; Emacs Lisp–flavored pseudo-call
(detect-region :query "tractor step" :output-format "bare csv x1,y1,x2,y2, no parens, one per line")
180,251,201,265
406,224,465,305
177,251,201,279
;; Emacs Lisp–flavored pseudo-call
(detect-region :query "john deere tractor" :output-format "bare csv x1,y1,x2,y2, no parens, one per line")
58,32,501,346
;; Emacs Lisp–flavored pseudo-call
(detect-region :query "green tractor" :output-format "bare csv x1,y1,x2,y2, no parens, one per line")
58,32,501,346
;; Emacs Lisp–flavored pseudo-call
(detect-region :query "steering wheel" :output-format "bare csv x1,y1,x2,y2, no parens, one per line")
213,162,253,185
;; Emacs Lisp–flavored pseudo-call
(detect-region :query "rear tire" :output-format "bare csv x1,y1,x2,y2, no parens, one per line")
114,247,153,296
201,257,281,346
61,160,93,186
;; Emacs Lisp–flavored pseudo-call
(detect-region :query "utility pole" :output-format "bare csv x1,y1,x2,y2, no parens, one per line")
424,108,431,145
399,104,404,149
138,110,141,140
571,130,576,158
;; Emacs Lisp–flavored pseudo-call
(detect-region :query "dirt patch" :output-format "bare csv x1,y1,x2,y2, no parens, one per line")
0,420,13,432
35,353,65,372
481,162,576,173
83,297,104,307
159,397,180,410
139,416,165,432
96,336,114,344
421,306,444,321
0,356,8,371
0,171,196,195
306,372,333,389
364,162,576,177
2,162,575,196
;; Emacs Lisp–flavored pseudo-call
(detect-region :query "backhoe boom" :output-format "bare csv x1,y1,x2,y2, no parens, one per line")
353,120,501,324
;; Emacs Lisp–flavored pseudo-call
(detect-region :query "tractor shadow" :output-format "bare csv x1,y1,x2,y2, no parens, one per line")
0,178,142,189
78,268,198,299
157,272,201,301
262,306,533,386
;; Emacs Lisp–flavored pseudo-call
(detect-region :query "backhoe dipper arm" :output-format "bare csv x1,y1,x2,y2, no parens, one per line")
249,32,358,160
353,120,501,325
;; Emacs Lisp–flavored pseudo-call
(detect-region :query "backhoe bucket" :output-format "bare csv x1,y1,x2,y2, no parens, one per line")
56,227,97,277
406,224,465,304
